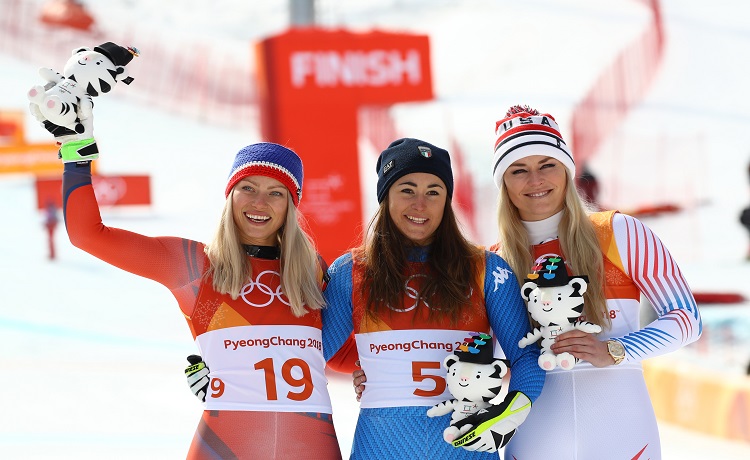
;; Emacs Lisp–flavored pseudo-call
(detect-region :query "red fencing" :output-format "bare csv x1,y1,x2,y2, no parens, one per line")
570,0,665,167
1,0,666,242
0,0,256,127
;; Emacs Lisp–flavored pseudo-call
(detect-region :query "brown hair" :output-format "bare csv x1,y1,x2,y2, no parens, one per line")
360,197,483,324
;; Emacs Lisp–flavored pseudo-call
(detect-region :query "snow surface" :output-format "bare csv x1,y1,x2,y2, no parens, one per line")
2,0,750,459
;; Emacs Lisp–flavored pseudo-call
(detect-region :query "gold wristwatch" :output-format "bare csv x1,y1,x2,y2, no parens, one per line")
606,340,625,365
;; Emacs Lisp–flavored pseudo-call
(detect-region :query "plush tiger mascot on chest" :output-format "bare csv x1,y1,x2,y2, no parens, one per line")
518,255,602,371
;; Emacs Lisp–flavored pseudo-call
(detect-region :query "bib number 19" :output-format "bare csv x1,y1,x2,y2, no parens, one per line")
209,357,314,401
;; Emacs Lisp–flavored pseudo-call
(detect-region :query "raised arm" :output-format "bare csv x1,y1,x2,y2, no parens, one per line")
63,162,206,300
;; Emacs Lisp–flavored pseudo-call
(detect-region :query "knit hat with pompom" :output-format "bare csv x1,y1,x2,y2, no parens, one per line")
493,105,575,190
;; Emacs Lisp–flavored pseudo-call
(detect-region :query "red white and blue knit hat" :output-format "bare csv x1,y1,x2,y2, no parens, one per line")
493,105,575,190
225,143,303,206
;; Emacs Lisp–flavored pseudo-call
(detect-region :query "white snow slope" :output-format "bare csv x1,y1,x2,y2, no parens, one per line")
2,1,750,459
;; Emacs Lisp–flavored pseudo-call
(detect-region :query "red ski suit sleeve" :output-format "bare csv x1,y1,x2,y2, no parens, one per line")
63,162,206,317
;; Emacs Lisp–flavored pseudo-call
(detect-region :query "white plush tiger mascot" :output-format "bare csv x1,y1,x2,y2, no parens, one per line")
28,42,138,138
518,254,602,371
427,332,525,452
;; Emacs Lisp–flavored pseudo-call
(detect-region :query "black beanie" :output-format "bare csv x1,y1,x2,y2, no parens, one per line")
455,332,494,364
375,138,454,203
94,42,137,67
524,255,589,288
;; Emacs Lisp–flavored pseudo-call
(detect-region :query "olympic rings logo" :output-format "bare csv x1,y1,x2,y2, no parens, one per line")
239,270,291,308
385,274,473,312
386,273,430,312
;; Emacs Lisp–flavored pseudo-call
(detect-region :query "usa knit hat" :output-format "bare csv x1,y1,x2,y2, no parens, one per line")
225,143,303,206
376,138,453,203
493,105,575,190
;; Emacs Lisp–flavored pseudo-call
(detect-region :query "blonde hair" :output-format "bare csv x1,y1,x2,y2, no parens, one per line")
205,192,325,317
496,173,609,328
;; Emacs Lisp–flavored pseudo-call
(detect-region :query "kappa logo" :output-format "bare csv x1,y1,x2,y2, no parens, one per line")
491,265,513,292
418,146,432,158
383,159,394,174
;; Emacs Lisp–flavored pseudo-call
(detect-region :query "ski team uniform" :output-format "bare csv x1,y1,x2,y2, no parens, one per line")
323,246,545,460
503,211,702,460
63,162,342,459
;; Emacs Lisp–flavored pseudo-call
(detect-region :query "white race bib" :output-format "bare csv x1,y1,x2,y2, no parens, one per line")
356,329,477,408
196,325,332,413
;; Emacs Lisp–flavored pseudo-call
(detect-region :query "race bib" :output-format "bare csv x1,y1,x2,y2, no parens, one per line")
356,329,477,408
196,325,332,413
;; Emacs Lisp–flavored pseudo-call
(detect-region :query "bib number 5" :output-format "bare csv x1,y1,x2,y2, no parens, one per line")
412,361,446,397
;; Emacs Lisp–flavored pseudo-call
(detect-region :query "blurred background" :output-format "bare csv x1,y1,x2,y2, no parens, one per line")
1,0,749,458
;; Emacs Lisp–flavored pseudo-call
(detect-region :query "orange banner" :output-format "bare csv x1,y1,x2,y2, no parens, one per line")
643,358,750,443
0,108,103,176
0,143,62,175
0,143,100,176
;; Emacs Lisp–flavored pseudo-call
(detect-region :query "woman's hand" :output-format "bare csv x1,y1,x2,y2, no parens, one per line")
352,364,367,402
550,330,615,367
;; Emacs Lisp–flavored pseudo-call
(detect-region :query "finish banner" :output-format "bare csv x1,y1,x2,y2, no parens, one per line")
256,28,433,263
